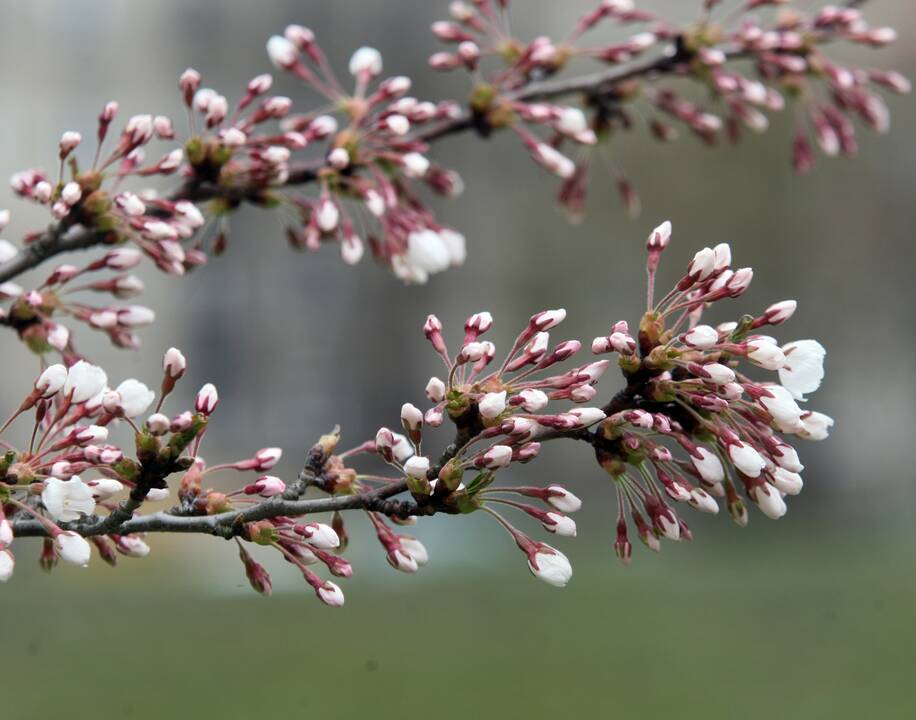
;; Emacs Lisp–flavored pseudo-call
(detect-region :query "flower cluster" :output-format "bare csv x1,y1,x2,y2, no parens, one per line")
0,0,858,602
335,308,608,585
0,347,354,605
429,0,909,219
0,0,905,329
1,243,154,357
1,217,833,601
310,219,830,587
0,350,192,577
589,221,830,561
266,27,467,283
10,110,206,274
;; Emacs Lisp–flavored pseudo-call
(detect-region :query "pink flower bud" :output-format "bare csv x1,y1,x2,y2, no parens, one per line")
315,198,339,233
0,516,13,548
349,46,383,77
474,445,513,469
244,475,287,497
146,413,170,435
295,522,340,549
163,347,186,380
518,389,548,412
59,131,82,158
195,383,219,415
86,479,124,500
478,391,507,420
2,549,17,581
727,440,766,478
752,482,787,519
403,456,430,478
531,143,575,178
745,338,786,370
527,544,572,587
317,581,345,607
530,309,567,333
647,220,671,250
55,531,91,567
682,324,719,349
763,300,797,325
267,35,299,70
425,376,446,403
179,68,201,101
464,311,493,342
401,152,430,178
401,402,424,431
689,446,724,483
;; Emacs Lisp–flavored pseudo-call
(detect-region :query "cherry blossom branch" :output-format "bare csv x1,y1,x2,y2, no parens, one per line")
0,42,704,285
9,479,416,539
0,0,888,602
0,0,897,292
7,383,639,540
0,220,839,599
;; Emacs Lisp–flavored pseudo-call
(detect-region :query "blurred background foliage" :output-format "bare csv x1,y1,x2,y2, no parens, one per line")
1,1,914,717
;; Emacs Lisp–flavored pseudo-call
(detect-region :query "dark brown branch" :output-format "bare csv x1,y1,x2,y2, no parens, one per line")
9,479,414,539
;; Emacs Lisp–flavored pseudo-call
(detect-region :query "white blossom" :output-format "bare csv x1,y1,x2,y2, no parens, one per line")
42,477,96,521
779,340,826,400
114,379,155,417
64,361,108,403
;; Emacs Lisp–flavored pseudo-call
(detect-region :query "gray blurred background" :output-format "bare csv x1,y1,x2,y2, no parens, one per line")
1,1,914,718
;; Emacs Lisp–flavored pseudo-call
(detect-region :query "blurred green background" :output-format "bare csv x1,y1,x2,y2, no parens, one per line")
1,1,914,718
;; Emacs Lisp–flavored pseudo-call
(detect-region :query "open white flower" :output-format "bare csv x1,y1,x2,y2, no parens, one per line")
779,340,826,400
35,364,67,398
114,379,156,417
42,476,96,521
64,361,108,403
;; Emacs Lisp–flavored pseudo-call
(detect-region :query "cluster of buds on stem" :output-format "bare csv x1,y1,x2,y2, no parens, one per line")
1,242,155,358
0,348,202,578
429,0,907,220
310,216,830,587
589,220,830,561
2,218,834,600
265,26,467,283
